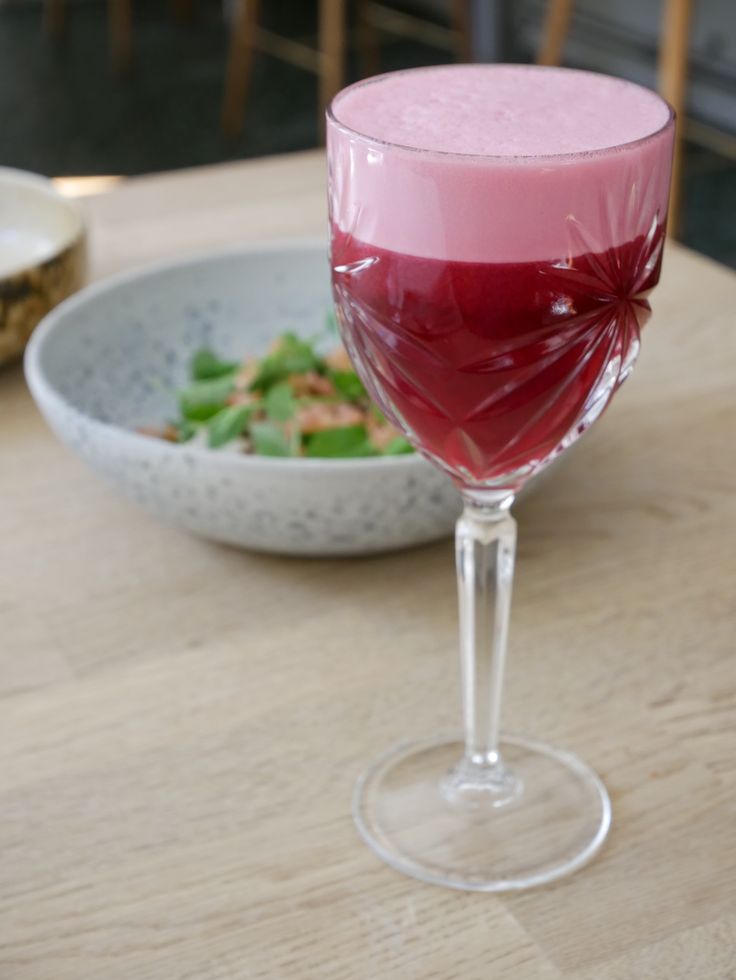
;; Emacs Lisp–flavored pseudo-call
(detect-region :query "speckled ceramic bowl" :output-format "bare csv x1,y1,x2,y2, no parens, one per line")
24,241,467,556
0,167,86,365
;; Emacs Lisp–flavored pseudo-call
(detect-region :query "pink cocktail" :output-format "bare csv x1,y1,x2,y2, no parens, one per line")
328,65,674,891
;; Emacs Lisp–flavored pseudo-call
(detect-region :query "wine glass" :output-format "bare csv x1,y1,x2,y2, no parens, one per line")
327,64,674,891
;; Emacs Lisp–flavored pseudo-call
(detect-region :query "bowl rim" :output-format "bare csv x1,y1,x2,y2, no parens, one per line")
0,166,86,280
24,238,429,474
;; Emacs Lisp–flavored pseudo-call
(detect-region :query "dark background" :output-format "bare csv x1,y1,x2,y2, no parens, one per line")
1,0,734,266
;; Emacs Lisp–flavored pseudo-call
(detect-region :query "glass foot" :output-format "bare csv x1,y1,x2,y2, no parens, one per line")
353,734,611,892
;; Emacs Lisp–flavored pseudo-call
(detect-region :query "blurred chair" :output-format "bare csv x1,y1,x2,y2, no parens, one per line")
357,0,471,76
221,0,472,139
44,0,193,74
538,0,693,237
222,0,347,138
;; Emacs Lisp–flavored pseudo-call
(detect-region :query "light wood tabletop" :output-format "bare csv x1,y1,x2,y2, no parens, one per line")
1,150,735,979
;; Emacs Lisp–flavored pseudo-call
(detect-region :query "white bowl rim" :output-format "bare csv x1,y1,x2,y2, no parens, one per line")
24,238,429,474
0,166,85,279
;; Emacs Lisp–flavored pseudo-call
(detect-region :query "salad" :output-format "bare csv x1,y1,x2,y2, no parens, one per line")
139,325,413,458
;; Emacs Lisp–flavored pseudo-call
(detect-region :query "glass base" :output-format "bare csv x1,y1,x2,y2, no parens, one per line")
353,734,611,892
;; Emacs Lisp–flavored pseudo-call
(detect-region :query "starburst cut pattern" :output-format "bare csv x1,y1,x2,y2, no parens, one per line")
332,214,666,488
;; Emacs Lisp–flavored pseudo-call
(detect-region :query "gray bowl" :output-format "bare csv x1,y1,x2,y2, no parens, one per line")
24,241,468,556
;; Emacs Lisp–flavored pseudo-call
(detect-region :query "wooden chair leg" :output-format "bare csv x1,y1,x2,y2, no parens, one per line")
108,0,133,73
658,0,692,238
356,0,381,78
318,0,346,139
537,0,574,66
44,0,67,39
222,0,261,138
451,0,472,62
169,0,194,23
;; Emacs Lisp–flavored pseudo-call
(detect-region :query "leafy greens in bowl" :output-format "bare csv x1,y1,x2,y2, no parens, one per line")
141,326,414,459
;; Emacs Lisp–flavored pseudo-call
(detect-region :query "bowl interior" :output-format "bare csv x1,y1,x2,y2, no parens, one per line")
0,168,83,279
32,243,333,430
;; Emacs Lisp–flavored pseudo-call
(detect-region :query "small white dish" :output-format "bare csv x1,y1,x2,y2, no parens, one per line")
0,167,86,364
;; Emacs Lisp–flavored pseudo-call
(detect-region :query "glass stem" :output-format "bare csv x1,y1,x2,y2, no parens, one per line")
444,491,520,805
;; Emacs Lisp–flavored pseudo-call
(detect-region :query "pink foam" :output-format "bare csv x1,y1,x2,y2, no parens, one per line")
327,65,674,262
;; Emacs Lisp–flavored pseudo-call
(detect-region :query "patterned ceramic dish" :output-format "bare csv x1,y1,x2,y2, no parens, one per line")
24,241,469,556
0,167,86,365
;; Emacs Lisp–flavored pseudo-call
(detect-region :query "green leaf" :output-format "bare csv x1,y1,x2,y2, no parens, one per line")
325,309,338,337
305,425,377,458
179,376,235,421
251,421,292,457
191,348,239,381
264,382,296,422
249,333,321,392
177,420,198,443
329,369,366,402
383,436,414,455
207,404,254,448
369,404,388,425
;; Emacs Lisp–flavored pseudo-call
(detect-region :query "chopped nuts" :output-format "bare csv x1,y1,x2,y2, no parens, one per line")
296,401,365,434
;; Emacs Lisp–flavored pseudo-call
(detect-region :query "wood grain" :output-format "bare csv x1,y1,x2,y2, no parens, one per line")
1,152,735,978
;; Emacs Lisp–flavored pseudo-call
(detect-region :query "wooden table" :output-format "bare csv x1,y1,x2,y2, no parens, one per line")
2,151,735,979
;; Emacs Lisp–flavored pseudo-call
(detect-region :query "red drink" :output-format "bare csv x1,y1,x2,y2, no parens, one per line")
333,226,664,485
327,65,673,488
